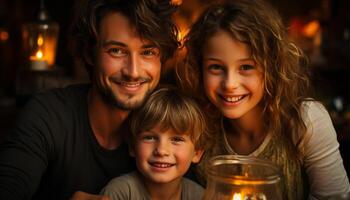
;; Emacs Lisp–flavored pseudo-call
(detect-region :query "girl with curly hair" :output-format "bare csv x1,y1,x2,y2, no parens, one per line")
176,0,350,199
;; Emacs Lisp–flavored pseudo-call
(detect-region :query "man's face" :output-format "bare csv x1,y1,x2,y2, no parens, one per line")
93,12,161,110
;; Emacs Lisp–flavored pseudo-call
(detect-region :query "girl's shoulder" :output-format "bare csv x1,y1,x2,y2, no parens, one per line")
301,99,328,117
296,99,338,156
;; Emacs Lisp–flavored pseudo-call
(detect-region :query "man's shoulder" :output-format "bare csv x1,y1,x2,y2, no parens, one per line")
38,83,89,100
30,84,90,108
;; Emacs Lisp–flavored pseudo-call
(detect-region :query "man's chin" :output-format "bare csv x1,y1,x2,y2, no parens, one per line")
113,99,144,111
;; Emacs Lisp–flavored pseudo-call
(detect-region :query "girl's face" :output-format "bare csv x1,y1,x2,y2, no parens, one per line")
202,29,264,120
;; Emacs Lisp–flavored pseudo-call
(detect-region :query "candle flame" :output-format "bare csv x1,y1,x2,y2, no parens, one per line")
232,193,242,200
37,35,44,46
36,50,43,59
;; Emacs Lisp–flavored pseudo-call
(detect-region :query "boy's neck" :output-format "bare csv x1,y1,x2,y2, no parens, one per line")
143,176,182,200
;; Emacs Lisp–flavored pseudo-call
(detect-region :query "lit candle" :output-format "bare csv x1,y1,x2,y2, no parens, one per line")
232,192,267,200
30,49,48,70
232,193,242,200
29,34,48,70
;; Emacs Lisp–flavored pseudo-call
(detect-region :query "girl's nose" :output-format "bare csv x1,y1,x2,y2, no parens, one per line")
222,71,240,91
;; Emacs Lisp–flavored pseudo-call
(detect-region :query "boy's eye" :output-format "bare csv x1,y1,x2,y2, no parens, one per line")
171,136,185,143
141,135,156,141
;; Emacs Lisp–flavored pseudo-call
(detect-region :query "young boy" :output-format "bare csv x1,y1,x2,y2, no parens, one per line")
100,87,209,200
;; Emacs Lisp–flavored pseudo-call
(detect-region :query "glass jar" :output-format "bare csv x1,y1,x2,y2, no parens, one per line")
203,155,283,200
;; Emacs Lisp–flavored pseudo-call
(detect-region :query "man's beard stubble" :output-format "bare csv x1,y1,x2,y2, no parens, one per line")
98,84,152,111
94,74,153,111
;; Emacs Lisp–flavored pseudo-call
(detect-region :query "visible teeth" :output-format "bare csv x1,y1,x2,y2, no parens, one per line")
120,82,141,87
151,163,173,168
225,96,244,102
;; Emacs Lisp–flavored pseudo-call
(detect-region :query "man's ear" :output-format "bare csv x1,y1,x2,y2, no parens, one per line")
83,45,95,66
191,149,204,164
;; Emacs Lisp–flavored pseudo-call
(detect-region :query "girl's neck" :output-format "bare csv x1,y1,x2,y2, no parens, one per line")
223,106,267,155
228,105,264,136
143,177,182,200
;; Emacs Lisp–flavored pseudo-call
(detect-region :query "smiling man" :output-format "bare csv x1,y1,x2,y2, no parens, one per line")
0,0,179,200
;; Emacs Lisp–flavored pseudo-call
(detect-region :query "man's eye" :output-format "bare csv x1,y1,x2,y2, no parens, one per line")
107,48,126,56
142,48,159,57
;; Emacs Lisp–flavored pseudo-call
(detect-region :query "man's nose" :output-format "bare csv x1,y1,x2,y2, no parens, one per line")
122,53,140,79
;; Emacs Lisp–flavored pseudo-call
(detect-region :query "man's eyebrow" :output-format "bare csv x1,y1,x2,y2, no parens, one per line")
101,41,158,49
142,44,158,49
102,41,127,47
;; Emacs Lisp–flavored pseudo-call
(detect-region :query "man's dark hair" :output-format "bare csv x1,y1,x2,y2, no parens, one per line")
70,0,179,78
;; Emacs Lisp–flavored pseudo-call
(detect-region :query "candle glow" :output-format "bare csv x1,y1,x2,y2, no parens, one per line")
232,193,242,200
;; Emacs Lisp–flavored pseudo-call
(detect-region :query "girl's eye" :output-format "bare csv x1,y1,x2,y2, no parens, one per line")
208,64,224,71
240,64,254,71
206,64,225,75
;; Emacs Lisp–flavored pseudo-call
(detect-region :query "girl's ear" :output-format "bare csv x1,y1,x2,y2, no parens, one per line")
191,149,204,163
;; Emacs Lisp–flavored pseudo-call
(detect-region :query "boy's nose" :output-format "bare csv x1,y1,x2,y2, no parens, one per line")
154,141,170,156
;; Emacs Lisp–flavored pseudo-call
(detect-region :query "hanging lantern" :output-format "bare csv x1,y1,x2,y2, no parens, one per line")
22,0,59,70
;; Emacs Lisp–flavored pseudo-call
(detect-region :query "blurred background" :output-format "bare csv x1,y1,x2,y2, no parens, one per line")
0,0,349,174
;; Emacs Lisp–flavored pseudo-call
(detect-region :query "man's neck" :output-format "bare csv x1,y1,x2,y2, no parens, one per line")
88,87,129,150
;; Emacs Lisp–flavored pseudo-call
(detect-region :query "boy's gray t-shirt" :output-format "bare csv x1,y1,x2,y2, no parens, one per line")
101,171,204,200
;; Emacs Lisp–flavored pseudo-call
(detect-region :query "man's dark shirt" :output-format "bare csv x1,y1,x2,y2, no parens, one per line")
0,84,135,200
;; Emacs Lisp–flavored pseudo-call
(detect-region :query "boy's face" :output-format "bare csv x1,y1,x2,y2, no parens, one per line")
93,12,161,110
131,125,203,185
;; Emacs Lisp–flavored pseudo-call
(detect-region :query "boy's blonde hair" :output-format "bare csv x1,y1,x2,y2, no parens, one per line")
129,86,209,150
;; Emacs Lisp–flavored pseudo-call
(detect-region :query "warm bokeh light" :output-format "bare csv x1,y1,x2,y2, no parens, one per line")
171,0,182,6
37,35,44,46
36,50,43,59
233,193,242,200
0,30,9,41
302,20,320,38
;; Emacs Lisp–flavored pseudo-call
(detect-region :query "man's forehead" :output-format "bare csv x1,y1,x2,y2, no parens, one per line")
98,12,156,46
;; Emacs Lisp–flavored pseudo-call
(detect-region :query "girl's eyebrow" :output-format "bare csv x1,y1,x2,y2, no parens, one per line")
203,57,254,62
